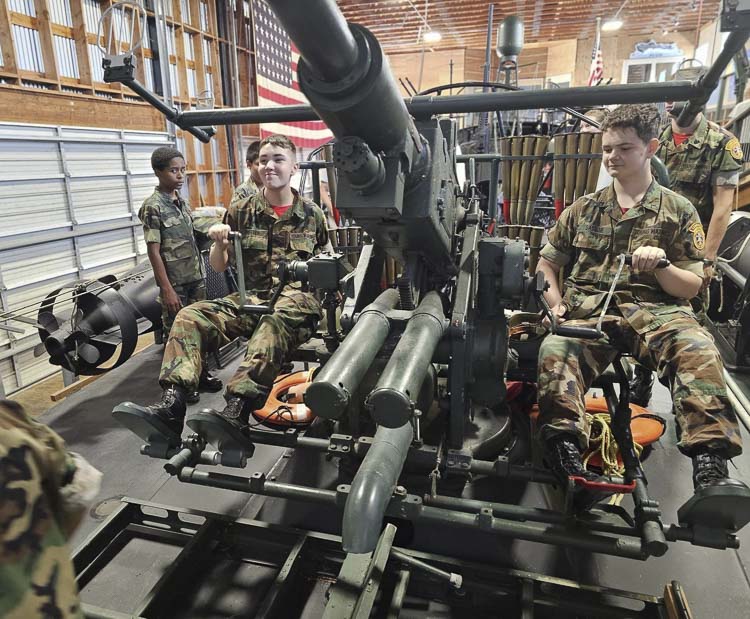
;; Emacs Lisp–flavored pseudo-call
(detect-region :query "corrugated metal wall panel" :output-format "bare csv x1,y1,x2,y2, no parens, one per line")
69,177,130,223
0,139,62,181
83,0,102,34
49,0,73,27
0,179,70,235
13,25,45,73
0,122,171,396
54,35,79,78
77,227,137,269
9,0,36,17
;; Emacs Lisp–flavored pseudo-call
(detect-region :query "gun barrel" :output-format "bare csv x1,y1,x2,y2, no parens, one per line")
267,0,414,153
305,288,400,420
367,291,446,428
266,0,358,81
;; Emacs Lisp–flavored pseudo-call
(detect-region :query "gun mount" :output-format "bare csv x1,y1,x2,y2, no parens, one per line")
107,0,750,592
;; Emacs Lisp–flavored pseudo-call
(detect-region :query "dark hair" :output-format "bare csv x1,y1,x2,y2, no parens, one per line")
583,108,609,124
246,140,260,164
259,134,297,156
151,146,184,171
600,104,661,143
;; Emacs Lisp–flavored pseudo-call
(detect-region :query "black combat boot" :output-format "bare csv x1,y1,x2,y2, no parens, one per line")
213,395,253,432
199,369,223,392
187,369,224,403
142,385,188,436
629,364,654,407
692,446,746,491
545,434,616,511
545,434,600,485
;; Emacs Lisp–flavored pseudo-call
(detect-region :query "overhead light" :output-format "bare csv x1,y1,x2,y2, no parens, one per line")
601,0,629,32
601,18,623,31
423,29,442,43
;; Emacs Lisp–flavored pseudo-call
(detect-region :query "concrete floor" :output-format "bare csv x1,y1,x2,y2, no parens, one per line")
36,342,750,618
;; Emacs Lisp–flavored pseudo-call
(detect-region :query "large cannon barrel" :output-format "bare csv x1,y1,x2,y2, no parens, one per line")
305,288,400,420
342,421,414,553
267,0,415,153
366,291,446,428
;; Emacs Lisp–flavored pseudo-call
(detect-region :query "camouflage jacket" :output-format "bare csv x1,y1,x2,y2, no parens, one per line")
656,115,743,227
226,189,328,293
0,401,83,619
138,189,204,285
540,181,705,335
230,178,260,209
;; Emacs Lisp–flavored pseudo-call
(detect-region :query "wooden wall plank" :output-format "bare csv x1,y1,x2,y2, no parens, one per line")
0,0,19,74
32,0,60,84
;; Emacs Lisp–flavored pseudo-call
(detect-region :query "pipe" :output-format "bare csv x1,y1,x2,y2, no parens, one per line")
175,81,699,127
367,291,446,428
724,370,750,433
305,288,400,420
677,28,750,127
342,422,414,553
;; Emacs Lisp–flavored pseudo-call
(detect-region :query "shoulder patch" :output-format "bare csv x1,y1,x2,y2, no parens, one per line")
726,137,744,161
688,221,706,251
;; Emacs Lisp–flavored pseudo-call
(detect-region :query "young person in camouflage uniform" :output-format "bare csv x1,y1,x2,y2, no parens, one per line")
630,64,743,406
139,146,222,402
1,400,100,619
230,139,263,206
122,135,328,442
536,104,745,508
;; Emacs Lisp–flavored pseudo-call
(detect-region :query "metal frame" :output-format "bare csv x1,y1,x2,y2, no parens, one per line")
73,497,681,619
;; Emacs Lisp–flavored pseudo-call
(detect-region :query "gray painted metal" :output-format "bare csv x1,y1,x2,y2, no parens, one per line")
0,122,171,395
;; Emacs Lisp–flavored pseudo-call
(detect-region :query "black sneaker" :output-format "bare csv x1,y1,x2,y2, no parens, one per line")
629,364,654,407
142,385,188,436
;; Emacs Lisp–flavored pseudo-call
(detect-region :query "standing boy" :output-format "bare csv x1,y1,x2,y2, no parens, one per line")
139,146,222,401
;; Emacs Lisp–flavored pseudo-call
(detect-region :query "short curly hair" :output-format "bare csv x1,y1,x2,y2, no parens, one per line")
259,134,297,156
600,104,661,143
151,146,184,171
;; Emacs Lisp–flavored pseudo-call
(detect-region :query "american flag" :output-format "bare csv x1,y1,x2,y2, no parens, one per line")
587,30,603,86
252,0,333,149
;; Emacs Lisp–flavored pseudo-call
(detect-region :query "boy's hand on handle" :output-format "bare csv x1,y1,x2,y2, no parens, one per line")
208,223,232,246
630,246,668,273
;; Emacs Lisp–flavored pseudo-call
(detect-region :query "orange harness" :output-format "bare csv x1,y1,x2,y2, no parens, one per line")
251,370,316,428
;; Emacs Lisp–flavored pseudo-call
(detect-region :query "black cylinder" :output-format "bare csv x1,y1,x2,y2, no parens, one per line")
305,288,400,420
367,291,446,427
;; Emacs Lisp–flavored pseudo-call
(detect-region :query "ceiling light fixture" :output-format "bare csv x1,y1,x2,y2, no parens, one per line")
423,29,442,43
601,0,629,32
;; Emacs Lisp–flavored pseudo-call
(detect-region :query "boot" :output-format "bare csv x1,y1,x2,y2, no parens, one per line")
692,446,747,491
545,434,600,486
545,434,615,511
199,369,223,392
212,395,253,432
142,385,188,436
187,369,224,403
629,364,654,407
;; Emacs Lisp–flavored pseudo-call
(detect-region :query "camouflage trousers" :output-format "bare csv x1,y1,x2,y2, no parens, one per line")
159,290,322,400
159,280,206,336
537,314,743,457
